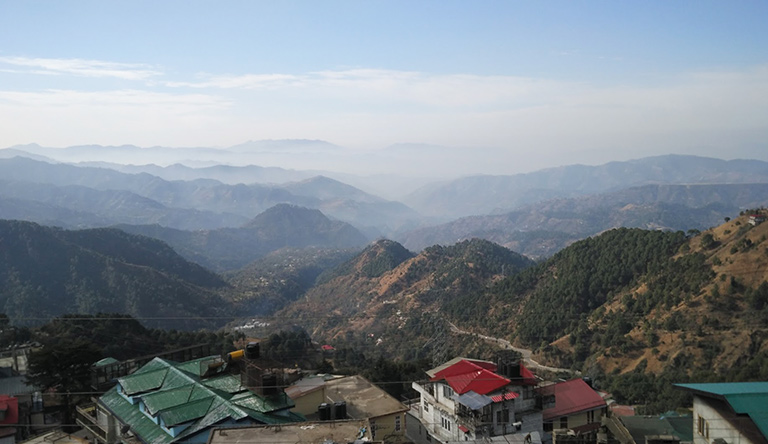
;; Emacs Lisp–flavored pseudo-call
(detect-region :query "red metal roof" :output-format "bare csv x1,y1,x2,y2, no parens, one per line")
542,379,606,421
458,425,469,433
431,360,510,395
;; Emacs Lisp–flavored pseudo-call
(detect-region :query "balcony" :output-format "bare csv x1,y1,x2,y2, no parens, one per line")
75,403,107,443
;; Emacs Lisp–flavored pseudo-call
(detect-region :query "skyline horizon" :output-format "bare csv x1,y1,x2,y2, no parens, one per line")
1,1,766,175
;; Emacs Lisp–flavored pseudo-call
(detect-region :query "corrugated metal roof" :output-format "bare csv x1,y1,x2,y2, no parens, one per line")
119,368,168,396
141,385,195,415
160,397,214,427
98,356,301,444
202,374,245,395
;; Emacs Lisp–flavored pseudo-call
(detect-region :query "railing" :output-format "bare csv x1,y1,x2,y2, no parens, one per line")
75,404,107,442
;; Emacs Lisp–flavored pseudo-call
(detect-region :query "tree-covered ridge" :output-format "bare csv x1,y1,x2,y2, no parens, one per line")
512,228,688,344
0,220,231,329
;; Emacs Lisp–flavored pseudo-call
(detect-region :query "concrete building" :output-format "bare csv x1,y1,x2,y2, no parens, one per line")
409,357,546,444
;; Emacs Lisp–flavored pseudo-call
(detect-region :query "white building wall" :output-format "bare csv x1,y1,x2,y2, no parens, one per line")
692,396,757,444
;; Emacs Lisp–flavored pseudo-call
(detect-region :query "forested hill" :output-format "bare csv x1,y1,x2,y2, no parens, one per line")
0,220,232,329
442,214,768,409
116,204,369,271
277,238,535,359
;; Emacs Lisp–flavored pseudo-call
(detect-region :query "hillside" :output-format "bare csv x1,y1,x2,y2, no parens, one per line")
0,220,231,329
224,247,358,316
117,204,369,271
433,215,768,410
276,238,535,359
399,183,768,258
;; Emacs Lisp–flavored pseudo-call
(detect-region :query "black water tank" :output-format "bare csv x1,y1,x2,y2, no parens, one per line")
262,373,278,396
318,403,331,420
245,342,260,359
333,401,346,420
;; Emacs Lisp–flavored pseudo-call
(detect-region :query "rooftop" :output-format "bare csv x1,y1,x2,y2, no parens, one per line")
542,379,606,421
207,420,378,444
99,356,302,444
324,375,407,420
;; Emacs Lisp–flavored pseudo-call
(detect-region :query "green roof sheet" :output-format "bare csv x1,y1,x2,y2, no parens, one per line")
119,368,168,396
675,382,768,440
202,374,245,395
99,356,302,444
141,385,195,415
94,357,119,367
230,391,294,414
160,397,214,427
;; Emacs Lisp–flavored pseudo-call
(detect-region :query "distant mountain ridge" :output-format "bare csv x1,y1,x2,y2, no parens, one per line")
116,204,368,271
398,183,768,257
404,155,768,219
0,157,418,235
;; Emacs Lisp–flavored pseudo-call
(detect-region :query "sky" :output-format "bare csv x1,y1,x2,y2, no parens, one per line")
1,1,767,174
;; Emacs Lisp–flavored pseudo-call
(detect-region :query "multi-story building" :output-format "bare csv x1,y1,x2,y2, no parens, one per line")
410,357,547,444
542,378,607,436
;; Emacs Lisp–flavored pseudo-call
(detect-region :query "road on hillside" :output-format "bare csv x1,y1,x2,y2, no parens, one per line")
447,321,579,376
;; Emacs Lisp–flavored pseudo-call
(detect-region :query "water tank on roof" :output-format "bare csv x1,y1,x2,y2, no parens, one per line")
333,401,346,420
262,373,278,396
318,403,331,421
245,342,260,359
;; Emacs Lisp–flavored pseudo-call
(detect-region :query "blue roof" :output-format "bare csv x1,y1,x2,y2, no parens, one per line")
675,382,768,440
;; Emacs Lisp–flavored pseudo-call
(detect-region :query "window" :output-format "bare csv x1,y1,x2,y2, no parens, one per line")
395,415,401,432
698,416,709,438
443,385,454,398
426,432,432,442
370,420,376,439
544,422,553,432
424,401,430,412
442,416,452,431
560,417,568,429
587,410,595,423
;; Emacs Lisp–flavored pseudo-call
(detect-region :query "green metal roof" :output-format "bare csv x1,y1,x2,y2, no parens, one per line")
119,368,169,396
99,356,303,444
160,397,214,427
202,374,245,395
95,357,119,367
141,385,195,415
230,391,294,414
675,382,768,440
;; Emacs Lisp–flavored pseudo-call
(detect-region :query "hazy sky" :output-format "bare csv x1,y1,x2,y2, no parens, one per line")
1,1,767,173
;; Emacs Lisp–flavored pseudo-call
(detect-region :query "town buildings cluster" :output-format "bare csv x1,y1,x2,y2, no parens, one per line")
0,342,766,444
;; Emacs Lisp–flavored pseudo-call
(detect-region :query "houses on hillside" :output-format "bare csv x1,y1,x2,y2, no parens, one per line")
408,356,550,443
10,339,768,444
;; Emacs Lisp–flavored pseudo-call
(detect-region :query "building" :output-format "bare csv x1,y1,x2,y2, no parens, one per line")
77,352,305,444
206,419,379,444
323,375,409,443
284,375,327,417
410,357,546,444
675,382,768,444
748,215,766,226
542,379,607,436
